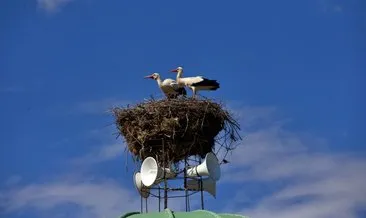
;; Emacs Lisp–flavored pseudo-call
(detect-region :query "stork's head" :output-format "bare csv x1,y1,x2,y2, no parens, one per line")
170,66,183,73
144,73,159,80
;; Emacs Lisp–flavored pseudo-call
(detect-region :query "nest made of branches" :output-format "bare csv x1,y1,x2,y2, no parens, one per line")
112,97,241,165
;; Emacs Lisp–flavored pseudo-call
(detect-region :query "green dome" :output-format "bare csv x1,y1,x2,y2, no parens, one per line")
120,208,248,218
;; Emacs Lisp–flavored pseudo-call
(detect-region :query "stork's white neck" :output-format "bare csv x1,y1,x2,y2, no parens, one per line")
155,76,163,86
176,69,183,80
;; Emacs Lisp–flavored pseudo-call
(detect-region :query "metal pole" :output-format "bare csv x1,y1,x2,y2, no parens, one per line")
145,197,148,213
158,186,161,212
140,194,143,213
200,178,204,210
162,138,168,209
199,158,204,210
164,180,168,209
184,158,188,212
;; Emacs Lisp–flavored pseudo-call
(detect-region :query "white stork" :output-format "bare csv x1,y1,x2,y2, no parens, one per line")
144,73,187,99
170,66,220,98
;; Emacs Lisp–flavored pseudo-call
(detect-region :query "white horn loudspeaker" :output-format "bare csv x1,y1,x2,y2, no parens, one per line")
186,178,216,198
133,172,150,198
140,156,177,187
186,152,221,181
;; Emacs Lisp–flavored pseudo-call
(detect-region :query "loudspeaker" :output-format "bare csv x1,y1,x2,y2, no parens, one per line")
140,157,177,187
133,172,150,198
186,152,221,181
186,178,216,198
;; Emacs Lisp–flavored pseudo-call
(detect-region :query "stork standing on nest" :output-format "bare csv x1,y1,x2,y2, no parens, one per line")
170,66,220,98
144,73,187,99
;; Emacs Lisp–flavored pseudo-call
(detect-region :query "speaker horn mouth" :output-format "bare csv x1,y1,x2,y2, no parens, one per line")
133,172,150,198
186,152,221,181
140,157,177,187
205,152,221,181
186,177,216,198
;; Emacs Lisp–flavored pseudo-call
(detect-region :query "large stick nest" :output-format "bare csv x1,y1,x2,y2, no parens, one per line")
112,98,241,165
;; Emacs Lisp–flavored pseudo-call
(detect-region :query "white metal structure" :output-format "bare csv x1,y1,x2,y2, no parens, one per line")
140,156,177,187
185,152,221,181
186,178,216,198
133,172,150,198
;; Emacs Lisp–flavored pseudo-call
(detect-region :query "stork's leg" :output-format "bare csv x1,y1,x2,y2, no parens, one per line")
192,87,196,99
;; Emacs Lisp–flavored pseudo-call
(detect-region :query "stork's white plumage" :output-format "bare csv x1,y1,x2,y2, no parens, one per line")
144,73,187,98
170,67,220,98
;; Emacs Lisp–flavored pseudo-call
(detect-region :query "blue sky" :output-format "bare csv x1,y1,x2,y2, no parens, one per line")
0,0,365,217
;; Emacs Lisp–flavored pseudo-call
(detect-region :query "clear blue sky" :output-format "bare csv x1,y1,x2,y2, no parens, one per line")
1,0,365,218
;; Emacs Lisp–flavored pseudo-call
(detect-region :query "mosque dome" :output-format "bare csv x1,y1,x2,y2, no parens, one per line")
120,208,248,218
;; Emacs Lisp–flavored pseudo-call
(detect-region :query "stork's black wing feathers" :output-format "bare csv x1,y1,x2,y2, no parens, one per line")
170,82,187,96
191,78,220,90
176,86,187,96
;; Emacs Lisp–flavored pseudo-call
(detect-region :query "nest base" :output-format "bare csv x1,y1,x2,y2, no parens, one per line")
112,98,240,164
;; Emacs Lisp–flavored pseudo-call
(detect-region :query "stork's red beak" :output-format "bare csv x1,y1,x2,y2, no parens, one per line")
170,69,178,73
144,75,154,79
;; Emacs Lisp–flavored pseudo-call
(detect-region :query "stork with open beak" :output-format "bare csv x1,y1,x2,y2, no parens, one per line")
144,73,187,99
170,66,220,98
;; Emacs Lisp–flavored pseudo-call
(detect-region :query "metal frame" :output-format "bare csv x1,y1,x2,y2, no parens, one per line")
137,138,207,213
